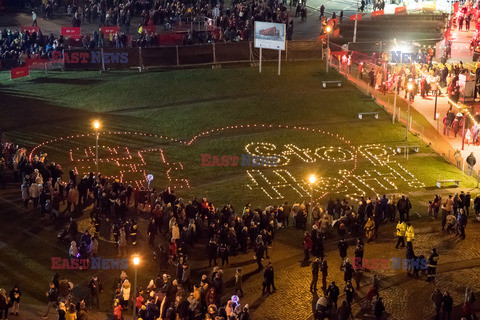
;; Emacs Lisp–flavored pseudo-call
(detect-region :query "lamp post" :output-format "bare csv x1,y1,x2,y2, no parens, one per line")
132,255,140,319
405,82,413,142
353,0,358,42
93,121,100,175
325,26,332,74
308,174,317,228
433,82,438,120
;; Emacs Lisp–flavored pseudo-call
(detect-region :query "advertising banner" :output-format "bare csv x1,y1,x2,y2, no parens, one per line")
349,13,362,21
372,10,384,18
21,26,40,34
11,66,29,79
101,26,119,35
254,21,286,51
395,6,407,14
61,27,81,37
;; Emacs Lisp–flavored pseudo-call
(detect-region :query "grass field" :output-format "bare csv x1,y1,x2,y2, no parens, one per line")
0,61,476,309
1,62,475,209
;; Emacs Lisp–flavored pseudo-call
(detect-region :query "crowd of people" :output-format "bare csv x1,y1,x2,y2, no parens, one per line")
1,131,480,319
1,0,299,69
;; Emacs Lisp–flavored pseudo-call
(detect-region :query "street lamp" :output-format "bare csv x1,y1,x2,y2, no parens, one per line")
308,174,317,228
132,255,140,319
325,26,332,74
405,82,414,142
93,120,100,175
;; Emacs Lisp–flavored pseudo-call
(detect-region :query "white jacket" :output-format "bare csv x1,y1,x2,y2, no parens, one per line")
29,183,41,198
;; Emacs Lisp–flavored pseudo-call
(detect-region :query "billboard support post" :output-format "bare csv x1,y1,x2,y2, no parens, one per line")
259,48,262,73
254,21,285,75
278,50,281,75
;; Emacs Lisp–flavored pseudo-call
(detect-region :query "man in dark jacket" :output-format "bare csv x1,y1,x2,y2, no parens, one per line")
442,292,453,320
207,239,218,267
464,192,471,216
427,248,439,282
43,282,58,318
326,281,340,309
374,297,385,320
262,262,275,294
88,275,102,308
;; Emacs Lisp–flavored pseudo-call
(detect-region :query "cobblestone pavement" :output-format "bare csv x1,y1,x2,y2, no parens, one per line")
237,219,480,320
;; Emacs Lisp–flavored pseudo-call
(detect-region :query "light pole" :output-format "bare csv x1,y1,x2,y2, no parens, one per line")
353,0,358,42
132,255,140,319
405,82,413,142
93,120,100,175
308,174,317,228
393,76,398,123
325,26,332,74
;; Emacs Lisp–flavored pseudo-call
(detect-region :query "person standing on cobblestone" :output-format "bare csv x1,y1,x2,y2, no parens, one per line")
395,220,406,249
310,258,320,292
326,281,340,310
442,291,453,320
303,232,313,262
262,262,275,294
344,258,354,283
474,194,480,216
431,288,443,320
344,281,355,306
337,300,352,320
427,248,439,282
354,238,364,270
374,297,385,320
364,217,375,242
338,238,348,269
234,268,244,297
458,210,467,240
405,223,414,250
321,260,328,291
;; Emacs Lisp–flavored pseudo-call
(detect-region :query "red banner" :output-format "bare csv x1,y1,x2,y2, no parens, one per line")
349,13,362,21
372,10,384,18
25,58,49,67
328,18,338,26
453,1,459,13
20,26,40,34
11,66,29,79
143,25,157,34
101,26,119,35
395,6,407,14
61,27,81,36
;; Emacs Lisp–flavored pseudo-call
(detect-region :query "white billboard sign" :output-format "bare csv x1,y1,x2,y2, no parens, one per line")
254,21,286,51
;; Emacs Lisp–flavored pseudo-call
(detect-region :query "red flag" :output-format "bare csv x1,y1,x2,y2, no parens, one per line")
11,66,29,79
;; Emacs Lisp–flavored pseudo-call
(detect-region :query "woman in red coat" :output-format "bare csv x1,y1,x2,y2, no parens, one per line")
303,231,313,262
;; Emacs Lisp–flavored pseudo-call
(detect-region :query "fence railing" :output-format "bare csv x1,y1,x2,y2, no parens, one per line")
327,50,480,185
55,41,323,71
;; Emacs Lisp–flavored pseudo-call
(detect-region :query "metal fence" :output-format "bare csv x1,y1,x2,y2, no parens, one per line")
327,48,480,184
58,40,323,71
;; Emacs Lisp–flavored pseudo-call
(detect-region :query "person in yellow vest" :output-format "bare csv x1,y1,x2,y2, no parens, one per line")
405,222,414,250
395,220,406,249
364,217,375,243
